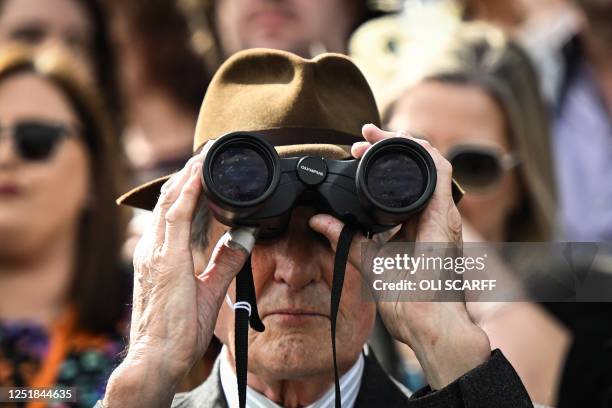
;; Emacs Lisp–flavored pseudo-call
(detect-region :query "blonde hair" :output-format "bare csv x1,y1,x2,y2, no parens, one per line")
384,23,557,241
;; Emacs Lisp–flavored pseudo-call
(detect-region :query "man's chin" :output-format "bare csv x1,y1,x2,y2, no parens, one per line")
248,328,333,379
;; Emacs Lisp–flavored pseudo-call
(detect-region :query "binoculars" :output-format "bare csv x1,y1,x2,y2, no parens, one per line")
200,132,438,238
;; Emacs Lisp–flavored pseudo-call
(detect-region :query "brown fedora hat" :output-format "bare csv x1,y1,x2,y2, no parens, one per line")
118,48,381,210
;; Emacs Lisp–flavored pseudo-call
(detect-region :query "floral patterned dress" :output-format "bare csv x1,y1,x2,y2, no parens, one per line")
0,311,126,408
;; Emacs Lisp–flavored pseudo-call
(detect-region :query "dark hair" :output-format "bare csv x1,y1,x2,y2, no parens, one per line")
190,194,210,249
76,0,121,122
0,47,129,334
104,0,211,114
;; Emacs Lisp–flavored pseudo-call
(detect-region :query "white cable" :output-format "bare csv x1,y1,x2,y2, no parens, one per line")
225,294,252,316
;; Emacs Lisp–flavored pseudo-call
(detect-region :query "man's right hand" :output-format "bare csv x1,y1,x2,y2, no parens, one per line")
103,151,248,408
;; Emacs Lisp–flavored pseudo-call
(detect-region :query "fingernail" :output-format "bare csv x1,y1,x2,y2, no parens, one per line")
223,227,258,253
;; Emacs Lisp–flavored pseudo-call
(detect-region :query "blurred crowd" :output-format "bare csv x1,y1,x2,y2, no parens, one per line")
0,0,611,407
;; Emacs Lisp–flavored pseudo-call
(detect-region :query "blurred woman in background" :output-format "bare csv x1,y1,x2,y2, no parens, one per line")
0,47,128,407
378,23,570,406
384,23,556,242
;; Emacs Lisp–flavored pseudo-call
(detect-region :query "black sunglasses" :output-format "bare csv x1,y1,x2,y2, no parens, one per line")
446,144,519,193
0,120,74,161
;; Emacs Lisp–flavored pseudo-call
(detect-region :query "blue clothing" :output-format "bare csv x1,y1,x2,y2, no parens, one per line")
553,61,612,241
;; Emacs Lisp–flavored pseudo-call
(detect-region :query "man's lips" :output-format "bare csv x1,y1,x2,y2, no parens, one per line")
263,309,329,320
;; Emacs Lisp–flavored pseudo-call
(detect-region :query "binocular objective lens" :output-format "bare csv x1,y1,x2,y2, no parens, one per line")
211,147,270,202
366,152,425,208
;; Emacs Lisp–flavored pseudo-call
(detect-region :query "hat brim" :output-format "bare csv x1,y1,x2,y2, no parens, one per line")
117,174,172,210
117,144,353,211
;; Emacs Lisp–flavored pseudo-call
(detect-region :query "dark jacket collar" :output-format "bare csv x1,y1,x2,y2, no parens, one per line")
354,346,411,407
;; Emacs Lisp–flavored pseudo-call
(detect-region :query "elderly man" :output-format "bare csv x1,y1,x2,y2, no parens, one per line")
99,48,533,407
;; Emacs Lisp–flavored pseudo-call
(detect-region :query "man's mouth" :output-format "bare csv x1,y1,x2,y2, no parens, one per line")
264,309,329,324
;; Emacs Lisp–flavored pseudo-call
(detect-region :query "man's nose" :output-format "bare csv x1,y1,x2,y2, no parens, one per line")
268,208,327,291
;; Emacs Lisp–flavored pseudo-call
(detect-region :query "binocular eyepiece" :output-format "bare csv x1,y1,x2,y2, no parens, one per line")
201,132,437,238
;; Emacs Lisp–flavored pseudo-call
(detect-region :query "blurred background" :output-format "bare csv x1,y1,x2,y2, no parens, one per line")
0,0,610,407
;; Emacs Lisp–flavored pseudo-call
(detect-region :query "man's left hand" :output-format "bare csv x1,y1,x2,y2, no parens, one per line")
310,124,491,390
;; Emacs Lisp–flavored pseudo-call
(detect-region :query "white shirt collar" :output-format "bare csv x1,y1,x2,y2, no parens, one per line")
219,346,364,408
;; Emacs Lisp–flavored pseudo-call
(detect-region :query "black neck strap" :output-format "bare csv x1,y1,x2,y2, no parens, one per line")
330,224,359,408
234,254,265,408
233,223,358,408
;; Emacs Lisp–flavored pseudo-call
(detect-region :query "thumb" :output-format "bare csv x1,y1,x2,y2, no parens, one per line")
196,228,255,300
